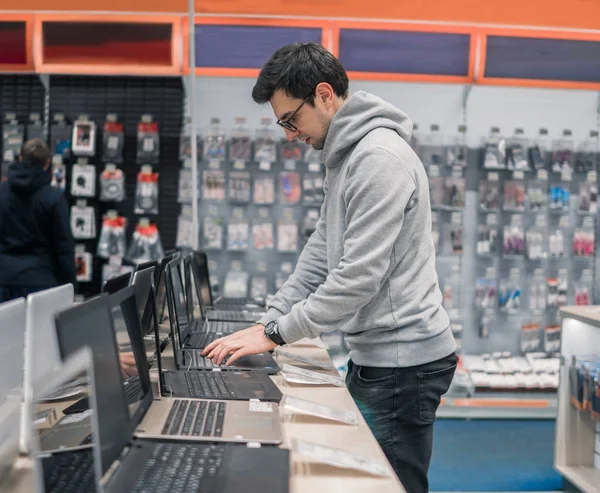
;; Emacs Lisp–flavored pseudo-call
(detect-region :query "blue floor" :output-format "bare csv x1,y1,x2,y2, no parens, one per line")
429,419,563,491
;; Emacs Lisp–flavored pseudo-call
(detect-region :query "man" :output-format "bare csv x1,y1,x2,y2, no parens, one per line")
203,42,457,493
0,138,76,302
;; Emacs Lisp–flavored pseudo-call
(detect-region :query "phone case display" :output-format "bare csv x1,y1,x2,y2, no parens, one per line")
278,218,299,252
2,118,24,163
503,179,526,211
443,176,465,209
223,270,250,298
96,214,127,259
203,170,226,200
279,172,302,205
203,118,226,161
552,130,574,173
479,177,501,211
251,277,268,300
228,171,251,203
49,116,72,160
50,156,67,192
70,203,96,240
547,273,568,307
281,140,304,161
254,175,275,204
134,168,159,215
477,223,498,256
254,118,277,163
253,221,274,250
498,271,522,314
99,165,125,202
482,128,506,169
203,216,224,250
505,130,529,170
549,183,570,212
577,179,598,214
102,119,124,164
74,248,93,282
575,270,593,306
573,227,595,258
227,218,250,251
303,173,324,206
503,222,525,257
527,179,548,211
229,117,252,162
179,119,202,161
126,221,164,264
136,118,160,165
575,131,599,173
71,119,96,157
70,162,96,197
528,129,550,170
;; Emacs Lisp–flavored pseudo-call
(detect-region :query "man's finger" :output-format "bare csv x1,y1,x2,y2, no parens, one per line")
225,347,252,367
215,344,235,365
202,336,227,356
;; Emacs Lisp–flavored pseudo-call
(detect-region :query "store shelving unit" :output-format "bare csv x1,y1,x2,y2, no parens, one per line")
555,306,600,493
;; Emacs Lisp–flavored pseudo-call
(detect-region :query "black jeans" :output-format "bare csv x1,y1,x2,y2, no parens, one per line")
346,352,458,493
0,286,50,304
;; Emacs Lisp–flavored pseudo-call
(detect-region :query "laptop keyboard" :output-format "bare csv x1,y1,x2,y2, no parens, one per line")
161,400,226,437
187,332,216,348
131,443,225,493
125,377,143,402
43,449,95,493
184,371,237,399
209,310,247,321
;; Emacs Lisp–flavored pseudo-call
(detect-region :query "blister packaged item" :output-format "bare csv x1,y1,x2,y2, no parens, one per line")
279,171,301,205
528,128,550,170
547,272,568,307
527,179,548,211
177,160,199,204
505,129,529,170
575,270,593,306
71,118,96,157
251,276,269,300
255,117,277,163
549,226,567,258
96,213,127,258
573,227,595,257
203,117,226,161
49,115,72,160
254,175,275,204
253,221,274,250
50,155,67,192
227,218,250,251
552,130,574,173
74,247,93,282
575,130,599,173
498,270,521,314
176,206,195,249
446,126,468,168
544,325,561,353
578,179,598,214
134,167,159,215
70,160,96,197
126,220,165,264
549,183,570,212
70,202,96,240
503,221,525,257
278,219,299,252
526,225,546,260
228,116,252,162
99,164,125,202
303,209,319,240
203,216,224,250
103,117,124,164
428,171,444,209
2,115,24,163
136,117,159,165
477,223,498,256
445,221,463,255
281,139,304,161
178,119,202,161
443,176,465,209
503,179,526,211
482,127,506,169
475,276,497,310
530,270,547,311
419,124,445,166
26,113,44,141
228,171,251,203
223,270,249,299
442,265,461,310
521,322,542,353
203,169,226,200
479,176,501,211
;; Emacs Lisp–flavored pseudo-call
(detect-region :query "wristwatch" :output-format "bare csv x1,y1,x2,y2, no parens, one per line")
264,321,286,346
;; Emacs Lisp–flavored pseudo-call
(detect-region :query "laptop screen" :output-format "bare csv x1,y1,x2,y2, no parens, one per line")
168,258,190,343
131,267,155,336
54,295,130,476
184,254,205,327
155,253,176,324
101,272,131,294
193,251,214,307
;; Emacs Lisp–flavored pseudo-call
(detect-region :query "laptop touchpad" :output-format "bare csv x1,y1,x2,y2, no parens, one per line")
233,415,274,429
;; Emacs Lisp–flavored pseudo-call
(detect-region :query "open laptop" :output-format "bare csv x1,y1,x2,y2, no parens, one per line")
22,284,74,453
132,272,282,402
101,271,131,294
165,261,280,373
54,296,289,493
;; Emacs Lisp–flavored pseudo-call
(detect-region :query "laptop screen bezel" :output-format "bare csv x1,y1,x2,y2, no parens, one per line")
193,251,214,307
101,272,132,295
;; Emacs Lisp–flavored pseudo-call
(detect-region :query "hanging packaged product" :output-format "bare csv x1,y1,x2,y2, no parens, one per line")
281,139,304,162
179,119,202,161
253,175,275,205
477,216,498,256
176,206,195,249
505,129,529,170
446,125,468,168
49,114,73,159
278,214,299,252
27,113,44,141
547,271,568,307
544,325,561,353
203,118,226,162
549,182,570,212
70,201,96,240
419,124,445,166
527,174,548,211
229,117,252,162
549,222,567,258
575,130,599,174
136,116,159,165
96,213,127,259
71,117,96,157
134,167,159,215
479,174,501,211
482,127,506,169
227,214,250,251
552,130,574,173
575,270,593,306
528,128,550,170
578,174,598,214
475,268,497,311
74,246,93,283
503,177,526,211
101,119,124,165
250,277,269,300
70,159,97,197
573,225,595,258
2,114,24,163
520,322,542,353
99,164,125,202
526,223,546,260
252,218,274,250
279,171,302,205
503,217,525,256
126,220,165,264
303,173,325,206
223,268,250,299
303,209,320,240
428,167,444,209
445,213,463,255
202,169,226,200
254,117,277,163
443,176,465,209
177,160,199,204
228,171,251,203
203,216,224,250
50,155,67,192
530,270,547,312
442,266,461,310
498,269,521,314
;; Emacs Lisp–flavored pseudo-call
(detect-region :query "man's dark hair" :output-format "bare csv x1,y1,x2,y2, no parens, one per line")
252,42,349,104
20,138,51,166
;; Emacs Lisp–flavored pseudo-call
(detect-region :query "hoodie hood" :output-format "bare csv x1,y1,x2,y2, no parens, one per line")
7,161,51,195
321,91,413,169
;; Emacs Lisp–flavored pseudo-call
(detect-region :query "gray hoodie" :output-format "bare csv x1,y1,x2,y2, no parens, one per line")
259,91,455,367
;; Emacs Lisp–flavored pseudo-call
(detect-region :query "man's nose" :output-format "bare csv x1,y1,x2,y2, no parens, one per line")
284,128,299,142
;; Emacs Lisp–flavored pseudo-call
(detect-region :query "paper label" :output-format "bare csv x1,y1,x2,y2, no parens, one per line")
61,409,93,424
282,396,358,425
488,172,499,182
281,364,344,387
249,401,273,413
259,161,272,171
276,349,335,371
292,439,391,477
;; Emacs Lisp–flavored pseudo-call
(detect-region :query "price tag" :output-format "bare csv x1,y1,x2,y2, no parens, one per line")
61,410,93,425
141,165,153,174
513,170,525,180
257,261,267,273
537,169,548,181
282,208,294,221
308,163,321,173
77,114,89,122
488,172,499,182
428,165,440,177
54,113,65,122
284,160,297,171
209,160,221,170
233,160,246,170
485,267,497,279
208,206,219,216
535,215,546,228
281,364,344,387
558,268,569,279
559,216,570,228
106,113,118,123
587,171,597,183
486,214,498,226
4,112,16,121
231,261,243,272
183,159,192,169
258,208,270,219
561,169,572,182
259,161,272,171
510,268,521,281
181,205,193,217
77,157,89,165
141,114,153,123
308,209,320,219
582,216,595,229
29,112,41,122
281,396,358,425
232,208,245,219
276,349,335,370
511,215,522,226
75,244,86,254
281,262,293,274
534,268,545,278
105,163,117,172
451,212,462,225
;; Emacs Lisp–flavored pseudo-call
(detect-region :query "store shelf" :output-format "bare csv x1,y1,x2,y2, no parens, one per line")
439,395,557,419
555,466,600,493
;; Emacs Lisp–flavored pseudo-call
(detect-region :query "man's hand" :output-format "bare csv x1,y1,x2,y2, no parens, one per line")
201,324,277,366
119,352,138,378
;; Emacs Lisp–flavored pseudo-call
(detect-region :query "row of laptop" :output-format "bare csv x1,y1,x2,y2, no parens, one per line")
0,251,290,493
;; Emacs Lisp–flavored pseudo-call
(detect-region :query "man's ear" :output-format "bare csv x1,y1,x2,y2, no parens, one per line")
315,82,334,107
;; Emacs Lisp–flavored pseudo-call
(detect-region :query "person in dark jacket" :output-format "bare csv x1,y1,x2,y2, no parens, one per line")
0,138,76,302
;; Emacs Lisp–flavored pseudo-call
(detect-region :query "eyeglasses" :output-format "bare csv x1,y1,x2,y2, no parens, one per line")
276,95,312,132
